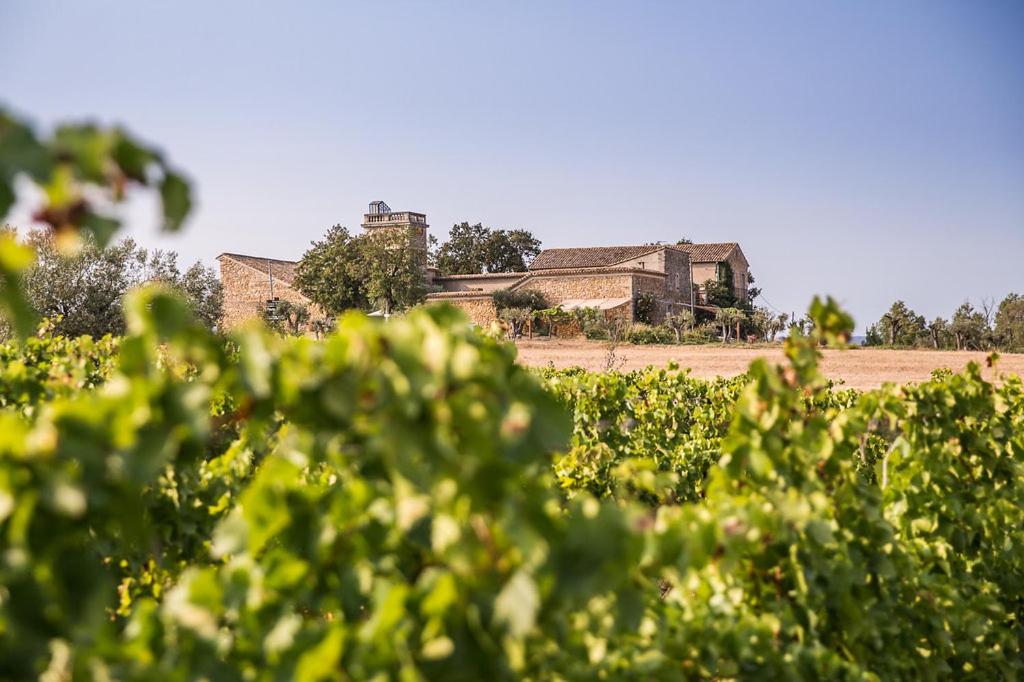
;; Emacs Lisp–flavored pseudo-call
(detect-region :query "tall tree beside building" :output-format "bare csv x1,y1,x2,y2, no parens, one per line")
361,227,427,314
293,225,369,316
434,222,541,275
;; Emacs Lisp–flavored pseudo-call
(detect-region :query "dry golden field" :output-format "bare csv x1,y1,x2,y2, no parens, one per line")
514,338,1024,390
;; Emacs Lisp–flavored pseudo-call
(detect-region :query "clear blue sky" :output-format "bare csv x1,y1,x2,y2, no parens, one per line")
2,1,1022,331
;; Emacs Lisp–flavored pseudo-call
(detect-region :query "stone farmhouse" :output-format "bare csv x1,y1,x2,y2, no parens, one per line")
217,202,750,330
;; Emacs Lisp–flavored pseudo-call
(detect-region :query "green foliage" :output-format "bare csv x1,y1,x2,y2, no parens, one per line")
9,230,222,340
749,306,787,342
663,308,694,342
293,225,369,315
633,292,656,324
624,323,675,345
0,108,192,337
0,326,119,410
700,276,736,308
362,227,428,314
714,306,745,341
434,222,541,275
497,306,533,338
260,299,311,335
1,280,1023,679
865,300,928,347
492,287,548,312
995,292,1024,352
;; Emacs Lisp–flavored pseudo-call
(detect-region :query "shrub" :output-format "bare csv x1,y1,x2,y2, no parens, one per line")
492,287,548,311
625,323,676,345
633,292,657,323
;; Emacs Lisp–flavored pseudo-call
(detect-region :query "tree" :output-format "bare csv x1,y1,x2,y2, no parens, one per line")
294,225,369,315
486,228,542,273
0,107,192,339
260,299,309,335
361,227,427,314
701,278,736,308
715,307,744,342
492,288,548,312
144,249,223,331
749,307,788,342
994,293,1024,353
927,317,950,350
665,308,695,342
434,222,541,275
634,292,657,323
498,306,533,339
14,230,222,339
872,300,927,347
950,302,990,350
746,272,761,304
768,311,790,342
22,231,142,338
676,237,694,245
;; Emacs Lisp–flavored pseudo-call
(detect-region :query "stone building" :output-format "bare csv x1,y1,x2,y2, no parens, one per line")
217,202,751,330
216,252,322,330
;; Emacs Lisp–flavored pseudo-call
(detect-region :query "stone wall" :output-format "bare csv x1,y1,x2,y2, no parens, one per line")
663,248,693,303
615,250,666,273
691,263,718,290
726,251,750,301
433,273,525,293
518,272,634,302
426,297,497,327
691,253,750,304
218,256,322,331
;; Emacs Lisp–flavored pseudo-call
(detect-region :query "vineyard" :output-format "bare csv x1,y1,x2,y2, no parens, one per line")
1,293,1022,679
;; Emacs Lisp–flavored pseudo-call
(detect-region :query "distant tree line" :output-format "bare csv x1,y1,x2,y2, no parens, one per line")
0,227,221,340
865,296,1024,352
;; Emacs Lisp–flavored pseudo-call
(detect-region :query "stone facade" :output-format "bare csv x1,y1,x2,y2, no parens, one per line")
677,243,750,303
521,271,635,301
218,202,751,335
432,295,498,327
217,253,323,331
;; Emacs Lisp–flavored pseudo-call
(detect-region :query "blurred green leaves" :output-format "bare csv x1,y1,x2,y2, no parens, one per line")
0,106,192,338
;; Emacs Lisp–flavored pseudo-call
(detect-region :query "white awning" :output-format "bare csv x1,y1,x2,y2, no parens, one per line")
557,297,631,311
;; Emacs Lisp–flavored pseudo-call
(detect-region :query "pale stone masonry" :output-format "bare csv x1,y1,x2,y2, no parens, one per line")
217,202,751,330
217,253,322,331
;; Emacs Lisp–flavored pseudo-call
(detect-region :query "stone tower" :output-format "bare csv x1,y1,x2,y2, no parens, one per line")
360,200,428,254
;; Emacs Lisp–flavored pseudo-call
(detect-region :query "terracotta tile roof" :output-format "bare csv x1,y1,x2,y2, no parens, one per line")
528,245,661,270
425,291,494,300
519,265,664,279
431,272,529,281
218,253,299,286
671,242,740,264
529,242,743,270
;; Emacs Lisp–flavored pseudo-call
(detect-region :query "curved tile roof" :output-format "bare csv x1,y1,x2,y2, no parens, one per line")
218,253,298,286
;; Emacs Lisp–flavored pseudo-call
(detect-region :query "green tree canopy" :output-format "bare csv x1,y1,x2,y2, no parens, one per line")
951,301,991,350
864,300,927,347
362,227,427,314
10,229,221,339
492,287,548,312
293,224,369,316
994,293,1024,352
434,222,541,275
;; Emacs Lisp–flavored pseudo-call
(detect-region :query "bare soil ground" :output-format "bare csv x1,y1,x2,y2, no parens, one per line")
514,338,1024,390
